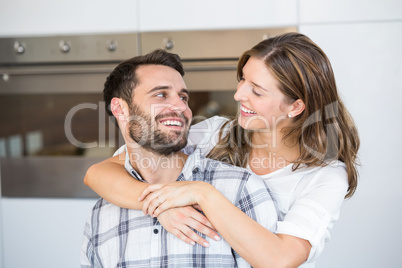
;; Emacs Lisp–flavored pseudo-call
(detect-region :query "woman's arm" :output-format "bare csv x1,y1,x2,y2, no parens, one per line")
141,181,311,268
84,152,145,210
84,152,220,246
193,183,311,268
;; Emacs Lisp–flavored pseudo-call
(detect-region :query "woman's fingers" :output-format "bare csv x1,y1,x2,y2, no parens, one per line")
190,206,217,231
179,222,211,247
169,225,197,246
142,190,163,215
149,196,169,217
139,184,164,202
147,193,167,216
185,216,220,243
157,207,220,247
142,181,206,216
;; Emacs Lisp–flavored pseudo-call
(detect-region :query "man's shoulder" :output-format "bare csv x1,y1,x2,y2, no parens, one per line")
88,198,145,226
186,151,257,182
200,156,247,172
187,149,234,167
90,198,129,215
91,198,115,213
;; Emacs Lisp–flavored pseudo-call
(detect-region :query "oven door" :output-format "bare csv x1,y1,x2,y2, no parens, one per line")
0,61,240,198
0,64,122,198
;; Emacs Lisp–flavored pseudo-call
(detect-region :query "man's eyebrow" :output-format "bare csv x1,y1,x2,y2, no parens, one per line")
148,86,171,94
181,88,190,95
148,86,189,96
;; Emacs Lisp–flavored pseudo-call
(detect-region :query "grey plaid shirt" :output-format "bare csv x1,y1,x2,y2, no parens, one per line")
81,149,277,268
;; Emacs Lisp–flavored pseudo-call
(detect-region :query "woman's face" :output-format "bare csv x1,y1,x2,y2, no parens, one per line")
234,57,292,132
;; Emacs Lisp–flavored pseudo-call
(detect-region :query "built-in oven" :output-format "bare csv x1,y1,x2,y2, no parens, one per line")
0,27,297,198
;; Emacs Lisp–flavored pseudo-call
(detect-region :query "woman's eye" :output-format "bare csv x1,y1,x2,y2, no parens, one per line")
252,88,262,97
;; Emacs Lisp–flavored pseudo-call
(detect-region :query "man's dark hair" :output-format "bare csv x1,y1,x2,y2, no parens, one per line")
103,49,185,116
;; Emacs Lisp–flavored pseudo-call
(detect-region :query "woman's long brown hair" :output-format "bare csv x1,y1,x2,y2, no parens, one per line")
207,32,360,198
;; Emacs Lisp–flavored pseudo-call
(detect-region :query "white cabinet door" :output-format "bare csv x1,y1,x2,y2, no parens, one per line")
300,0,402,23
138,0,298,31
300,22,402,268
2,198,98,268
0,0,139,37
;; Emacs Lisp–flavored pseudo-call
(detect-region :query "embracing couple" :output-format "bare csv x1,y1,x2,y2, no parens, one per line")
81,32,360,268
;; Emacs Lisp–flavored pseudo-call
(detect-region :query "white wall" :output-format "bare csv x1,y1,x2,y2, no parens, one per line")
299,21,402,267
299,1,402,267
1,1,402,267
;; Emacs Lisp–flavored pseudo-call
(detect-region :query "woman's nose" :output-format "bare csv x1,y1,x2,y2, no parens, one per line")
234,83,248,102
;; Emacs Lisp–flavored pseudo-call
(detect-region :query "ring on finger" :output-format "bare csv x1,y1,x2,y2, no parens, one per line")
156,197,162,205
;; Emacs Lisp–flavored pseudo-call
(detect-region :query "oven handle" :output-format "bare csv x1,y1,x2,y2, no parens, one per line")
1,67,112,76
0,61,237,77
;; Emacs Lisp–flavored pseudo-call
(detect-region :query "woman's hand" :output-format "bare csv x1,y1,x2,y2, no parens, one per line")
139,181,213,217
157,206,221,247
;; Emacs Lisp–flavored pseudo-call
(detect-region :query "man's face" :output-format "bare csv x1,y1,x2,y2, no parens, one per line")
127,64,192,156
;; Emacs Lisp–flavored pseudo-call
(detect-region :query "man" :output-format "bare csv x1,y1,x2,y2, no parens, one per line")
81,49,277,267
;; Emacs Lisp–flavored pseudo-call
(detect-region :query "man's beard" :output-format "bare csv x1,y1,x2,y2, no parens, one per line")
127,103,190,156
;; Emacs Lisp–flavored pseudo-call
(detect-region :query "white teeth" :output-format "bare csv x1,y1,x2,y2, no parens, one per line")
241,106,256,114
161,120,182,127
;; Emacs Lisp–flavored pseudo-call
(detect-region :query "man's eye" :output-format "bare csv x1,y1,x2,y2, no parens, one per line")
180,96,189,101
156,93,166,98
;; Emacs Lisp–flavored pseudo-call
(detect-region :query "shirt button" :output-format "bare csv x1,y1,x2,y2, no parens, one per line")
153,229,159,234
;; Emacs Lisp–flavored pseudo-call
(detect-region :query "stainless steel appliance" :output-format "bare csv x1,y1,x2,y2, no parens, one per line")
0,27,297,198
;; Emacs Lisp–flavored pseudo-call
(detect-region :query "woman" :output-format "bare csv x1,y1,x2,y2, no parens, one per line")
85,32,359,267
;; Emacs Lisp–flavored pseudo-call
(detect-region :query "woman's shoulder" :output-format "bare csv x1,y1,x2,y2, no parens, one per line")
190,116,230,133
187,116,231,147
296,160,348,193
315,160,347,179
291,160,346,176
263,160,348,195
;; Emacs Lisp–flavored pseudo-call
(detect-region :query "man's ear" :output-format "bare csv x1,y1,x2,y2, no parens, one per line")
110,97,129,122
288,99,305,118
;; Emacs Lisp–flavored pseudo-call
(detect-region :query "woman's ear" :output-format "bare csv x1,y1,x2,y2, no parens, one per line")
288,99,305,118
110,97,128,122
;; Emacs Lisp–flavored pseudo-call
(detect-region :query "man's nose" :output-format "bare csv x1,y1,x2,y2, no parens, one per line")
169,95,187,112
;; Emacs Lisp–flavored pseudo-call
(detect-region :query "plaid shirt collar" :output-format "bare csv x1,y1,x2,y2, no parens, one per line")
123,148,202,183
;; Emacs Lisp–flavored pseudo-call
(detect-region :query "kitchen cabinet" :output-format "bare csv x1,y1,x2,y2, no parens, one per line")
0,0,298,36
0,0,298,37
138,0,298,31
0,0,139,37
300,0,402,24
